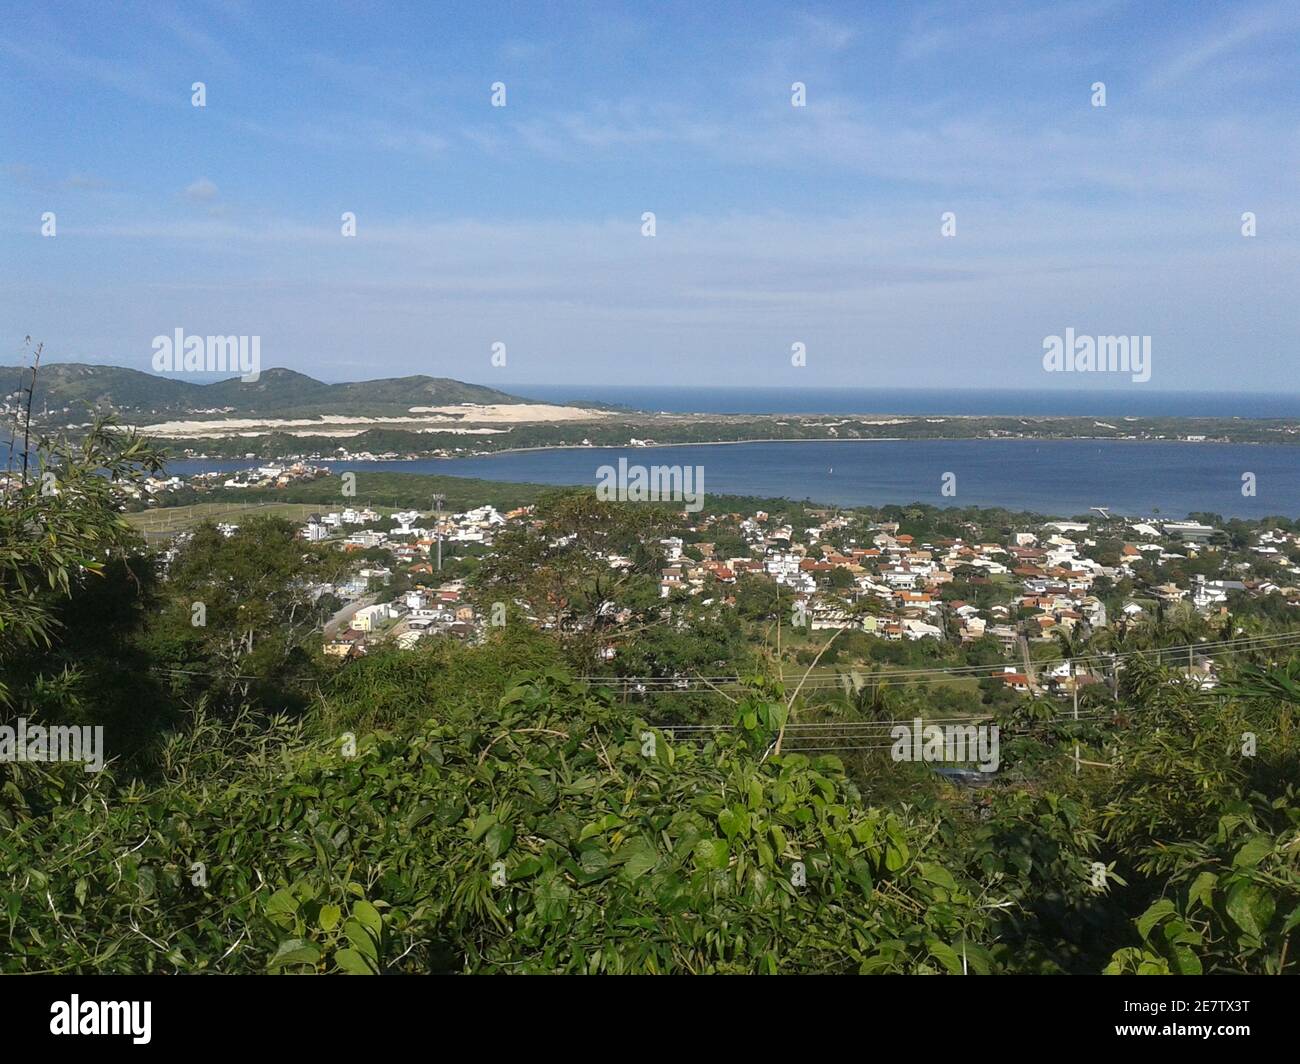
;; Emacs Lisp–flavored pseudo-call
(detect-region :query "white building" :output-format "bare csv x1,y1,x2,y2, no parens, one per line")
353,603,396,632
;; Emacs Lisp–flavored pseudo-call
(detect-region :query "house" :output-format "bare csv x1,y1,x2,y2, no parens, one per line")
988,624,1019,653
883,568,918,590
660,566,685,598
1001,668,1031,692
1162,521,1215,545
901,618,943,640
353,603,396,632
301,521,329,542
323,629,366,658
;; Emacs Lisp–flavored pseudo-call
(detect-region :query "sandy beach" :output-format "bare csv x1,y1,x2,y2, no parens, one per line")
130,402,609,438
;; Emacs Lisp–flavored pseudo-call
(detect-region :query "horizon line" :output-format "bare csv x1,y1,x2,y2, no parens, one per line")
9,360,1300,398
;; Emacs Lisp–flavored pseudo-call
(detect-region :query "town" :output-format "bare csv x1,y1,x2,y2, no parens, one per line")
137,467,1298,704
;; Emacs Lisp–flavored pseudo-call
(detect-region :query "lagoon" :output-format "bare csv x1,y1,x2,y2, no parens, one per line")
168,438,1300,519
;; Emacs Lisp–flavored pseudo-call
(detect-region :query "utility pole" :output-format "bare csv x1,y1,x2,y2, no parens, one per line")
432,493,445,572
1073,662,1080,775
1018,632,1039,696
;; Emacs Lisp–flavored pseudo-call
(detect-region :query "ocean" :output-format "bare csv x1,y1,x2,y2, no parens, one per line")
504,385,1300,418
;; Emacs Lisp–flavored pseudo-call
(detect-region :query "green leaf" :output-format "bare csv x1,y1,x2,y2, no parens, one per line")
718,808,746,841
918,862,957,892
334,947,377,975
960,940,993,975
693,838,730,871
484,823,514,859
525,773,558,805
467,812,497,842
619,839,659,881
351,900,383,937
1232,835,1272,869
267,938,322,971
1169,944,1203,976
1186,871,1217,913
926,937,964,975
1136,899,1177,942
534,877,571,923
318,904,341,932
405,802,438,829
850,858,874,897
510,857,543,881
343,918,378,961
1225,881,1275,939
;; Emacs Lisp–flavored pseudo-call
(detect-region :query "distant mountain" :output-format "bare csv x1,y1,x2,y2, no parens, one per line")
0,363,531,423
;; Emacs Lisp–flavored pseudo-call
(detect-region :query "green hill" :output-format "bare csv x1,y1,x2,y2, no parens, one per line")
2,362,530,423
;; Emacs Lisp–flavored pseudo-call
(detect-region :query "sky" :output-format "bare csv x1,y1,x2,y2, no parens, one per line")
3,0,1299,392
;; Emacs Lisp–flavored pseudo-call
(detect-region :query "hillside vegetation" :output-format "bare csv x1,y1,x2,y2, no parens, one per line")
2,363,528,423
1,419,1297,974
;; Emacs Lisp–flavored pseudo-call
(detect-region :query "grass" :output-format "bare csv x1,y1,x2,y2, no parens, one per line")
124,501,335,540
204,471,548,512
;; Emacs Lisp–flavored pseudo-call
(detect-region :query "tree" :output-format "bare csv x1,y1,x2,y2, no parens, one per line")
143,517,346,713
0,417,164,709
470,490,669,665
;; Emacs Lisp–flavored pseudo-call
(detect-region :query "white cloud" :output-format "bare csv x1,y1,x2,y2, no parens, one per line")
183,177,219,203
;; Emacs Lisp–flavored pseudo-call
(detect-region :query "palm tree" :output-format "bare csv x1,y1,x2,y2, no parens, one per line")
1217,661,1300,705
1052,626,1081,663
839,667,896,720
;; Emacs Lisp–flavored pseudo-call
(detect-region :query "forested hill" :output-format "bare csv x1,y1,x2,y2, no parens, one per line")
0,363,531,421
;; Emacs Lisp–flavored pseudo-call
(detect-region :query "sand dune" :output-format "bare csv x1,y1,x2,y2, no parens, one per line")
131,402,608,438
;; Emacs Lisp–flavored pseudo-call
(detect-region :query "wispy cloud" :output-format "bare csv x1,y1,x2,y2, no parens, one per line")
0,35,174,106
2,3,1296,388
1145,2,1300,89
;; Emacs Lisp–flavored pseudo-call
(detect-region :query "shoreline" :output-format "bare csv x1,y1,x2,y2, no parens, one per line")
171,433,1288,465
470,434,1282,459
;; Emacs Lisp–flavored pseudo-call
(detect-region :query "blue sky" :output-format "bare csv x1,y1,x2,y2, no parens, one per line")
3,0,1298,391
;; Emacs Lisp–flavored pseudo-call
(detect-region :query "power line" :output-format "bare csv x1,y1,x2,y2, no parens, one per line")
578,630,1300,688
136,628,1300,699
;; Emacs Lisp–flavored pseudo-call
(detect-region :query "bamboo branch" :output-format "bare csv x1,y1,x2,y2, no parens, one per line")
774,627,843,755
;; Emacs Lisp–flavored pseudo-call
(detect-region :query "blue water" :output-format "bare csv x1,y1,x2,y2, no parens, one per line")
505,385,1300,418
168,439,1300,519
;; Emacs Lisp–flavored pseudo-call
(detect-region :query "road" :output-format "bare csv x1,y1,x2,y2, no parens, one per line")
324,593,380,639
